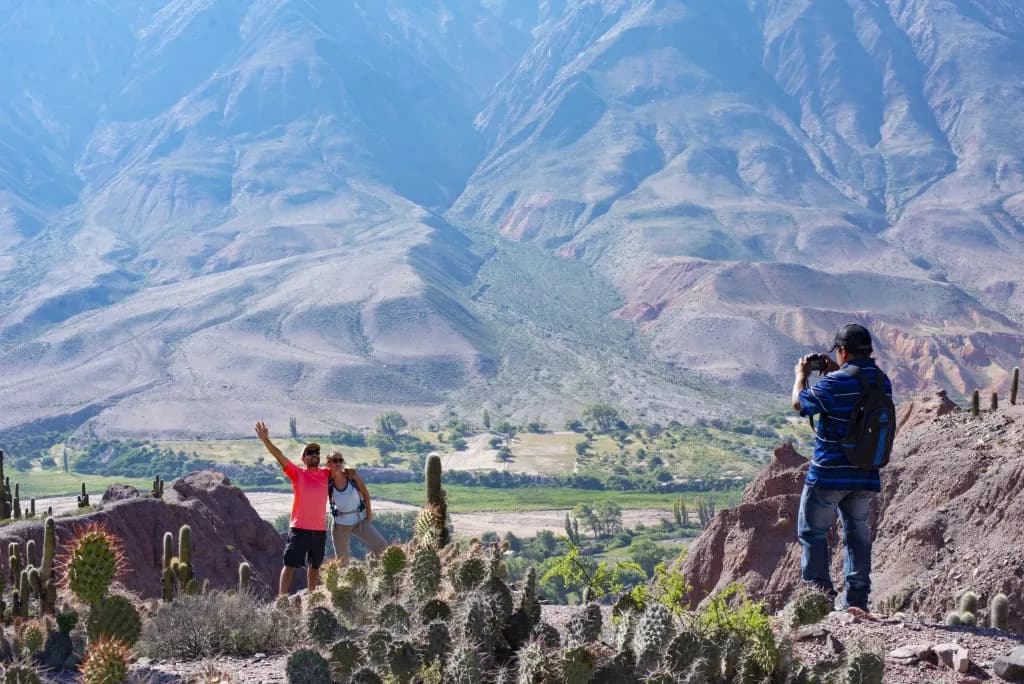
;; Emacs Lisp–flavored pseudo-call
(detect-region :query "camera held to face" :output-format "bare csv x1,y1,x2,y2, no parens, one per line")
806,353,831,372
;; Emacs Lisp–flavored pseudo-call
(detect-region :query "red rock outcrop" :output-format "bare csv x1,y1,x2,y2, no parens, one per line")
680,394,1024,634
0,471,282,599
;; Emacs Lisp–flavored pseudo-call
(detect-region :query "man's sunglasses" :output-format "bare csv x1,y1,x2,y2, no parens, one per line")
303,450,320,456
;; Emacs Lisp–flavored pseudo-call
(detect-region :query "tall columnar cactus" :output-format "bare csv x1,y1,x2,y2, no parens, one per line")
151,475,164,499
162,531,174,571
18,570,30,617
423,454,450,548
25,539,36,568
174,524,194,586
990,593,1010,630
971,389,980,416
0,451,9,520
1012,367,1020,405
41,517,55,583
13,483,20,519
77,482,90,508
29,498,35,518
239,561,252,593
65,524,121,605
9,541,21,583
991,392,999,411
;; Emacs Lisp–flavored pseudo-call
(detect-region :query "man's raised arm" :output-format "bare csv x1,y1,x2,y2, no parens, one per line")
255,421,289,470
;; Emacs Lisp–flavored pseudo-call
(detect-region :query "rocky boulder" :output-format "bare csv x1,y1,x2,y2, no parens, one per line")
0,471,282,599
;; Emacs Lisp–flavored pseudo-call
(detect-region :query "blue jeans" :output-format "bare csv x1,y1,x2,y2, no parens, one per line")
797,484,873,610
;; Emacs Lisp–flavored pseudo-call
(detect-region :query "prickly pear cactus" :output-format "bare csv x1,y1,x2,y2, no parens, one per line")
386,638,420,683
366,629,392,667
565,603,603,646
840,650,885,684
460,592,502,651
516,639,552,683
379,545,408,580
85,594,142,646
411,547,442,599
65,525,121,605
420,620,451,662
783,590,832,629
444,646,482,684
349,666,384,684
559,645,596,684
664,631,702,673
328,639,362,679
330,583,358,615
484,576,514,625
420,597,452,624
531,621,562,649
306,606,341,645
343,565,369,589
285,647,331,684
80,639,131,684
452,556,487,593
518,566,542,624
632,603,675,670
377,602,411,632
4,661,45,684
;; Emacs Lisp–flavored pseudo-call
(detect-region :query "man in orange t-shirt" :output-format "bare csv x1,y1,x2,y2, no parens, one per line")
256,421,330,595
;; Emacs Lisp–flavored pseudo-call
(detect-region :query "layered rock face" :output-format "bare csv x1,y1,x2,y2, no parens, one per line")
681,391,1024,633
0,471,282,598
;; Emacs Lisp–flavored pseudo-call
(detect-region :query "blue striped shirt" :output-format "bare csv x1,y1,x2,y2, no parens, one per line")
798,357,892,491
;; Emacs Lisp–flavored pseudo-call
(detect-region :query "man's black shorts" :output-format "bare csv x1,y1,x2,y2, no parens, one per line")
282,528,326,569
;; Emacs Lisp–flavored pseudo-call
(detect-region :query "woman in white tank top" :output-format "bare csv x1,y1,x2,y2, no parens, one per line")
326,451,388,565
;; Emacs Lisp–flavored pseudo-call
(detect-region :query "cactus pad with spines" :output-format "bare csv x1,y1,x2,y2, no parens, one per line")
632,603,675,670
410,546,442,599
444,646,482,684
452,556,487,592
386,638,420,683
378,602,411,632
349,666,384,684
420,621,450,662
64,525,122,605
80,639,131,684
285,647,331,684
420,597,451,624
86,594,143,646
565,603,602,646
840,649,885,684
560,645,596,684
328,639,363,679
306,606,341,645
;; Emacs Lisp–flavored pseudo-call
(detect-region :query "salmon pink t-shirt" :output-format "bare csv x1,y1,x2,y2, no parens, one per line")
283,461,330,531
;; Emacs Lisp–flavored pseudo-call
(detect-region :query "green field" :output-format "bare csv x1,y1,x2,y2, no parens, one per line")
364,483,743,513
7,469,152,499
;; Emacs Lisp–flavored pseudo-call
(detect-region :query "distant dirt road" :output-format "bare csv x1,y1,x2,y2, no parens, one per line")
35,492,676,540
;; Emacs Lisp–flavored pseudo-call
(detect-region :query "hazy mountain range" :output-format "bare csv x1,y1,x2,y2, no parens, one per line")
1,0,1022,437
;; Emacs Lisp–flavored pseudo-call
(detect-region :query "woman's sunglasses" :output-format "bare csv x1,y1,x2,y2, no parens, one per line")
328,458,345,464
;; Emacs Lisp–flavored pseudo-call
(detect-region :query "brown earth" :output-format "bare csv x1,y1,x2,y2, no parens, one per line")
680,388,1024,634
0,471,283,599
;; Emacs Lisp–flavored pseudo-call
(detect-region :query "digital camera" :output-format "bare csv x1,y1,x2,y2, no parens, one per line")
807,354,831,372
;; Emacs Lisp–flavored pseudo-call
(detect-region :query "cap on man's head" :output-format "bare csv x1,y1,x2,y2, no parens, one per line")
830,324,873,354
303,442,321,455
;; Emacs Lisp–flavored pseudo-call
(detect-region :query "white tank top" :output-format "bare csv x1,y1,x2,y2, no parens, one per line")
331,479,362,526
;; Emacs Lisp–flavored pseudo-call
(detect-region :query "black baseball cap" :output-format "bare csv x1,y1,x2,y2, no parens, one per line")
830,324,873,353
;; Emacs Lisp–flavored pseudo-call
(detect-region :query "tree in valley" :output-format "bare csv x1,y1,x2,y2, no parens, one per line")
375,411,408,437
581,403,622,433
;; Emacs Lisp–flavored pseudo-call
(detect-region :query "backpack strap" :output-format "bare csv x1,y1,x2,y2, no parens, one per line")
327,479,339,518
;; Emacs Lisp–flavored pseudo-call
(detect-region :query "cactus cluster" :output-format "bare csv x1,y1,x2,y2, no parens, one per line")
159,524,202,601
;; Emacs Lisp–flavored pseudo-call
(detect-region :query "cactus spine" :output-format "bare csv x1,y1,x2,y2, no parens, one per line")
990,593,1010,630
1012,367,1020,405
971,389,980,416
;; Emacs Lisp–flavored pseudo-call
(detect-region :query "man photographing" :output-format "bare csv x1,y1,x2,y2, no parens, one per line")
255,421,330,595
791,324,894,611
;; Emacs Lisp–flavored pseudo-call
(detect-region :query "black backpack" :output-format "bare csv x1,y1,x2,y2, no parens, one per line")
839,366,896,470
